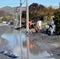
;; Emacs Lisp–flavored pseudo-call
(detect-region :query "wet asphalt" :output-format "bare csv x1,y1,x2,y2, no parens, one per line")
0,24,60,59
29,31,60,58
0,25,13,59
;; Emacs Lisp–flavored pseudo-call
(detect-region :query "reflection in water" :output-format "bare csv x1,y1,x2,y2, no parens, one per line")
1,30,26,57
1,29,56,59
30,51,55,59
0,38,9,51
47,47,60,59
1,30,26,46
23,41,55,59
30,44,44,55
29,42,55,59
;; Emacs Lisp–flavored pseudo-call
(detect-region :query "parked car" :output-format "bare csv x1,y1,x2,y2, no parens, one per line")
6,20,14,25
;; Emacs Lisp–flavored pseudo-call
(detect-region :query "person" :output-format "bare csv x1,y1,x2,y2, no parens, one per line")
50,24,56,35
46,24,50,34
29,20,33,33
15,19,19,26
37,20,42,30
48,21,56,35
29,20,33,29
34,24,40,32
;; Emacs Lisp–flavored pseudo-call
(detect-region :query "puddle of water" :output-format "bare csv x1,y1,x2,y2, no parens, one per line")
1,31,26,46
1,30,55,59
1,30,26,57
30,51,55,59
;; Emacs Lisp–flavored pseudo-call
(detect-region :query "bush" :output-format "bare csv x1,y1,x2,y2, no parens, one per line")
2,17,7,21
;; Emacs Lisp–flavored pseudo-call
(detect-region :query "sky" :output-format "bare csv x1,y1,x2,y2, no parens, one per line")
0,0,60,8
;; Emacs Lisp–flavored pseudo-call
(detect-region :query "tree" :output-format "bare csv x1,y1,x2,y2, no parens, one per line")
29,3,46,22
2,16,8,21
29,3,39,10
54,10,60,35
22,11,26,18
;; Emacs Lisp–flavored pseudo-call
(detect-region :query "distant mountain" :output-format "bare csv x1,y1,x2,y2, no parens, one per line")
0,6,26,15
0,10,11,17
0,6,14,15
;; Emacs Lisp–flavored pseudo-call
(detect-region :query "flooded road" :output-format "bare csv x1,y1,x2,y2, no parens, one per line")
0,27,60,59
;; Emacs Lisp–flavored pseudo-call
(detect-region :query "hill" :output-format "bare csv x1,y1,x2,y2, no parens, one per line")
0,6,26,15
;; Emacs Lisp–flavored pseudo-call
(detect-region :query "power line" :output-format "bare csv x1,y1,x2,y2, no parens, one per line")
22,0,25,4
20,0,26,6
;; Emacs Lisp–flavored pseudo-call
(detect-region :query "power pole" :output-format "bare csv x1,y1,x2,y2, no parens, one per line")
20,0,22,27
26,0,30,59
15,7,18,22
20,0,23,59
26,0,29,32
59,2,60,9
